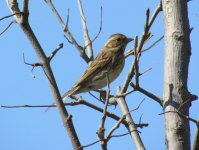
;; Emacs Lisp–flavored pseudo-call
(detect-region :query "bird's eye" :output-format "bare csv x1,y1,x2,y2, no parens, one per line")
117,38,121,41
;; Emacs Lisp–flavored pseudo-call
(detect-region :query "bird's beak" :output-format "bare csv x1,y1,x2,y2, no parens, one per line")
127,37,133,43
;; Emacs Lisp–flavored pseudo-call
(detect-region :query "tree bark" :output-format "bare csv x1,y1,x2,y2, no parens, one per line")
162,0,192,149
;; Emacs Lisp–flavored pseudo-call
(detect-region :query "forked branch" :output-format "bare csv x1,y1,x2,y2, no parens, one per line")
6,0,82,149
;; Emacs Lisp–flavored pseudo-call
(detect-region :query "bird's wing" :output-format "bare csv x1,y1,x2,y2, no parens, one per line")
75,50,112,86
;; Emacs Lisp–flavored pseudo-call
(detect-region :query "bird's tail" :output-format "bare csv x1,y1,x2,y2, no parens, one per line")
61,85,79,99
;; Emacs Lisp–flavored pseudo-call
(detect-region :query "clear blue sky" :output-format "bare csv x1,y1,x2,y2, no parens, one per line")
0,1,198,150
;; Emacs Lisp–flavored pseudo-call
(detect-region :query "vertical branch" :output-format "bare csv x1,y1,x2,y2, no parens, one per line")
22,0,29,13
134,38,139,87
77,0,93,61
162,0,192,149
97,73,110,150
6,0,82,149
122,1,162,94
121,36,138,93
116,86,145,150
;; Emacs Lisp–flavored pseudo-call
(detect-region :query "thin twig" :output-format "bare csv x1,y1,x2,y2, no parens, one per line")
117,88,136,97
0,20,15,36
64,35,72,44
106,116,126,141
1,104,54,108
148,1,162,28
106,98,145,141
65,8,70,29
139,67,152,76
129,99,145,113
48,43,63,61
23,53,41,67
92,6,103,42
79,140,101,149
133,1,162,59
142,36,164,52
88,91,105,104
139,114,144,125
124,48,135,58
83,6,103,50
110,129,140,138
159,111,199,126
23,53,42,78
0,12,22,21
124,34,152,58
130,82,163,106
125,34,159,58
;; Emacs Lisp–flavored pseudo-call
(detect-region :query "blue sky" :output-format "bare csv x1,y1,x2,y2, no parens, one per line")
0,1,198,150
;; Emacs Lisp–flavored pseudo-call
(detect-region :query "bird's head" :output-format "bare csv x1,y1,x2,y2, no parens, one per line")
104,33,133,52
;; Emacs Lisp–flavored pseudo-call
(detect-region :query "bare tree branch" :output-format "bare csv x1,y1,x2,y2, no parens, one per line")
0,12,22,21
106,116,126,141
106,99,145,141
134,39,139,87
142,36,164,52
45,0,90,63
77,0,93,61
97,73,110,150
82,6,103,52
48,43,63,61
1,97,148,129
122,36,138,93
23,53,42,78
65,8,70,29
124,35,163,58
6,0,82,149
80,129,140,150
139,67,152,76
79,140,101,150
148,1,162,28
122,5,158,93
78,98,147,149
116,86,145,150
22,0,29,14
159,111,199,125
130,82,163,106
121,2,163,104
0,20,15,36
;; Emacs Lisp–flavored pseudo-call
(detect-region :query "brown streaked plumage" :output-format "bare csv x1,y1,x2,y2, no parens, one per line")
62,33,133,98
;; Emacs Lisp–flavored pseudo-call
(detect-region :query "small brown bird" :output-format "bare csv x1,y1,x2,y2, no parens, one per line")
62,33,133,98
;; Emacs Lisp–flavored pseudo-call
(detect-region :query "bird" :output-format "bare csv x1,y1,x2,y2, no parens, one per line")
62,33,133,98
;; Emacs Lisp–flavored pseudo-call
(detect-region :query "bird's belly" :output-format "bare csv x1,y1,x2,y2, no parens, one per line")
90,60,125,89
